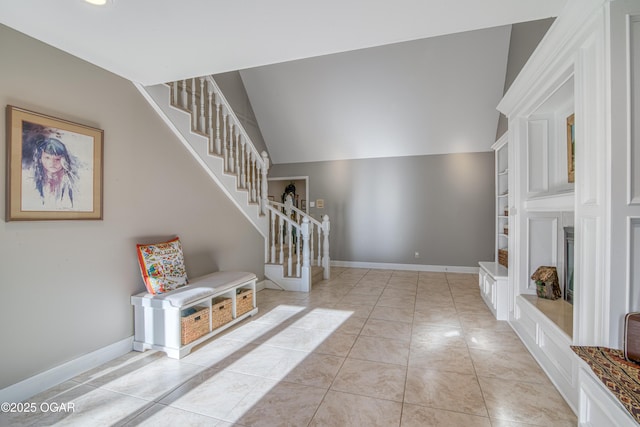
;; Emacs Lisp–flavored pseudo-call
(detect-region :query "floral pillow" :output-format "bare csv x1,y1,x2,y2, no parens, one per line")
136,237,188,294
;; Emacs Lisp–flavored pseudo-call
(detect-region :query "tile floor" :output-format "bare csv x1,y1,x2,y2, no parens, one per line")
1,268,577,426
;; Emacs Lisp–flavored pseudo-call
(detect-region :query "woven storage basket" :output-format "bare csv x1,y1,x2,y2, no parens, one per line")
498,249,508,268
211,297,232,329
181,306,210,345
236,289,254,317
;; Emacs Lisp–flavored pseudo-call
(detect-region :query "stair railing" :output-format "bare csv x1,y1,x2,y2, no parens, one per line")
167,76,330,283
265,204,311,279
270,199,331,279
170,77,270,215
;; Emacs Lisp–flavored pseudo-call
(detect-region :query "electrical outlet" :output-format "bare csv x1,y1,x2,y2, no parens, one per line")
414,251,420,259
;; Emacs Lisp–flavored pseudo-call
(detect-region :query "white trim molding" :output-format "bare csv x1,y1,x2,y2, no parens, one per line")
331,260,479,274
0,336,133,403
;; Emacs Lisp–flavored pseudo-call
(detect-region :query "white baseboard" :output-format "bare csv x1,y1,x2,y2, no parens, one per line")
330,260,479,274
256,279,266,291
0,336,133,403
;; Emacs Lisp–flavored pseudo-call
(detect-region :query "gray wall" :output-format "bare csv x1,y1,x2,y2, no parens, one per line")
496,18,555,139
270,152,495,267
0,25,264,389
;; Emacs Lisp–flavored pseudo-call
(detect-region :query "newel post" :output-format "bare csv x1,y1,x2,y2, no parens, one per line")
261,151,270,215
322,215,330,279
301,217,311,291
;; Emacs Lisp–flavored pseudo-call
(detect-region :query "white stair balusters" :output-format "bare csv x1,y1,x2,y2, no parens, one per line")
287,221,293,277
251,153,257,203
235,132,241,183
241,140,247,190
222,106,229,171
214,93,221,155
180,79,187,108
198,77,206,133
270,214,277,263
260,152,269,215
278,216,285,264
190,78,198,130
309,222,315,265
207,85,214,153
228,124,235,174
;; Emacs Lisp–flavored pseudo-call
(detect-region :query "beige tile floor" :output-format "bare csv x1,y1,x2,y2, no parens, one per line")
2,268,577,426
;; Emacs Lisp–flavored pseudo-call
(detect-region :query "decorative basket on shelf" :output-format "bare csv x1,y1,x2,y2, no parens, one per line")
236,288,254,317
211,297,232,329
181,306,210,345
498,249,508,268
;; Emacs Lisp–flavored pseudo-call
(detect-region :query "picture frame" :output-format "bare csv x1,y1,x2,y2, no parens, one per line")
301,199,306,211
6,105,104,221
566,113,575,183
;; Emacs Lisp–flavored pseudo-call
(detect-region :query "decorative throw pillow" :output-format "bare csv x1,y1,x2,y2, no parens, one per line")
136,237,188,294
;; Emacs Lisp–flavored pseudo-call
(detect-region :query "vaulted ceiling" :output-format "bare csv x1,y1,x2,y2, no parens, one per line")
0,0,565,163
241,26,512,164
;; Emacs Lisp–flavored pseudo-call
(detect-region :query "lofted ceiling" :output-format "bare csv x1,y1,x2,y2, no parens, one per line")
241,25,513,164
0,0,565,163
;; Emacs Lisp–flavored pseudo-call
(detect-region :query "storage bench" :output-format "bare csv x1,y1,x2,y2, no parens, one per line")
131,271,258,359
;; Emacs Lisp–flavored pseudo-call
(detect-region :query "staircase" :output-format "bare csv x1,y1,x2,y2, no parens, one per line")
135,76,330,291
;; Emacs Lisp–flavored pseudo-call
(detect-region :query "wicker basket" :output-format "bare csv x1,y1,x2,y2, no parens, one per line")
236,289,254,317
498,249,508,268
181,306,210,345
211,297,233,329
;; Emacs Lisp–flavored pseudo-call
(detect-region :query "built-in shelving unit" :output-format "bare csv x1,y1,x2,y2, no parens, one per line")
478,134,510,320
493,134,509,269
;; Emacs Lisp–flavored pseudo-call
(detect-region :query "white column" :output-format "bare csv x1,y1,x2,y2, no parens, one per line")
322,215,330,279
301,217,311,291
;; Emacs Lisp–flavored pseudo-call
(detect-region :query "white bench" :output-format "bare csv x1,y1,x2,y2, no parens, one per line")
131,271,258,359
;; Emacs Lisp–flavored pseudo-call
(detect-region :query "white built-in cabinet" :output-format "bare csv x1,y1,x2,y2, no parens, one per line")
478,261,508,320
478,134,509,320
497,0,640,422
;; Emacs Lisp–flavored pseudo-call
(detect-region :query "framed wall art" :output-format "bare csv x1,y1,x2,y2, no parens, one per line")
566,113,575,183
6,105,104,221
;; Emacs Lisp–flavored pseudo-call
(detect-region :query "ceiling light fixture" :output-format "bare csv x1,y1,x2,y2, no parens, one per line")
85,0,108,5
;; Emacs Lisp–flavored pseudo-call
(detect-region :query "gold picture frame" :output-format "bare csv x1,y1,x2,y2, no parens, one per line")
6,105,104,221
567,113,575,183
